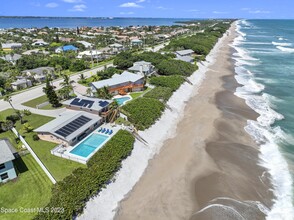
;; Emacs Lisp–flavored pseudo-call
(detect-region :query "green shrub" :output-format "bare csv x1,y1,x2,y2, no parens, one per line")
150,75,185,91
157,59,197,76
34,130,135,220
122,97,165,130
144,87,173,102
32,134,40,141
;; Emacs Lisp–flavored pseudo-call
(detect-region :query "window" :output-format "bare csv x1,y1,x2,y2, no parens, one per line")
0,173,8,181
0,163,5,170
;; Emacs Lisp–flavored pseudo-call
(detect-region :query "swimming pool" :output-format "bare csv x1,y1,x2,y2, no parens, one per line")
114,96,131,105
70,133,108,158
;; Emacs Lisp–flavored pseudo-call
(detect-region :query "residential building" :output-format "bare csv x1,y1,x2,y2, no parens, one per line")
62,96,113,116
22,49,49,55
77,50,103,59
34,111,102,146
131,39,143,46
22,67,55,83
128,61,155,76
77,41,92,48
91,71,144,95
31,41,49,46
0,54,22,64
11,78,32,90
109,43,124,54
175,49,194,57
0,139,17,183
1,43,22,51
55,45,78,53
174,56,194,63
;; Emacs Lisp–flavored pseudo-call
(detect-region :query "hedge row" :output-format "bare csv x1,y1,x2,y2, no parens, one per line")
122,97,165,130
149,75,185,91
143,86,173,102
34,130,135,220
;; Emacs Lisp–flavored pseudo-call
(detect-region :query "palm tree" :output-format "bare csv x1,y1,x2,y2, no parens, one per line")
59,74,73,99
95,86,112,99
86,87,92,97
55,64,63,76
4,95,24,124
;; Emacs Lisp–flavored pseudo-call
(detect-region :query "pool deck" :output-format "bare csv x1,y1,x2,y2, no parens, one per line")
113,94,132,105
51,124,121,164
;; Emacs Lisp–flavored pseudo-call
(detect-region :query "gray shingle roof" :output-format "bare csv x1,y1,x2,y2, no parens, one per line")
34,111,101,142
0,139,16,164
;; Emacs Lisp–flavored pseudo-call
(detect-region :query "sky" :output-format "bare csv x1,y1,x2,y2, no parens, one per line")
0,0,293,18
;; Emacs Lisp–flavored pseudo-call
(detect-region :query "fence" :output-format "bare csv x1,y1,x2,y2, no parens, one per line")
11,128,57,184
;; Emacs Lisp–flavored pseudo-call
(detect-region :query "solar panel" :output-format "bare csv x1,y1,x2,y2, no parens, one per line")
99,101,109,108
70,98,94,108
54,115,92,138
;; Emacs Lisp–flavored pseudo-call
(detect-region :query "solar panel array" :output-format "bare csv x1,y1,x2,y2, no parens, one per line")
99,101,109,108
70,98,94,108
55,115,92,138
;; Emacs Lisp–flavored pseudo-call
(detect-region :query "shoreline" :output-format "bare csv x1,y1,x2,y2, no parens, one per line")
115,23,274,220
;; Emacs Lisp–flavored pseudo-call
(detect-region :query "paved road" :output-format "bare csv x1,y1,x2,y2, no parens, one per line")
0,64,112,116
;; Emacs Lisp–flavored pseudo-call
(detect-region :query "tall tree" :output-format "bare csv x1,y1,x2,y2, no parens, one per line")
4,95,24,124
43,76,60,107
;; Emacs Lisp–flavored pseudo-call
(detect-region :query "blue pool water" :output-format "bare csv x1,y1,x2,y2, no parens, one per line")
70,133,108,158
114,97,131,105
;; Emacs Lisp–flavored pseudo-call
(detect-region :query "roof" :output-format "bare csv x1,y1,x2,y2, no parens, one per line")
175,56,194,63
0,54,22,62
11,79,30,86
34,111,101,142
131,39,143,43
78,50,102,57
63,45,78,51
133,61,151,66
109,43,123,48
63,96,112,112
22,49,49,55
22,67,54,75
77,41,92,48
91,71,143,90
0,139,16,164
1,43,22,49
175,49,194,56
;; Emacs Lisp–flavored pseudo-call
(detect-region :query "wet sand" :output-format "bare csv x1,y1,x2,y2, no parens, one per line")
115,23,274,220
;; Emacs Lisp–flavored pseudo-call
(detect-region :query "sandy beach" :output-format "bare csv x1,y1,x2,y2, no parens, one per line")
115,23,274,220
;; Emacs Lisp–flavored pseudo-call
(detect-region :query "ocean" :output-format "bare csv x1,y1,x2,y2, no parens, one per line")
233,20,294,219
0,17,191,28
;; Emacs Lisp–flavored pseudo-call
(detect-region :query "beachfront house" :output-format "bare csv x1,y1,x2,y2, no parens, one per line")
22,67,55,83
1,43,22,51
128,61,155,76
62,96,113,116
0,139,17,183
34,111,102,146
175,49,194,57
175,49,195,63
91,71,145,95
11,77,32,91
55,45,78,53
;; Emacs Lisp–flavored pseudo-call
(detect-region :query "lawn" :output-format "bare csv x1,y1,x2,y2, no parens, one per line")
129,87,152,99
22,95,48,108
22,95,64,110
0,154,52,220
0,109,84,181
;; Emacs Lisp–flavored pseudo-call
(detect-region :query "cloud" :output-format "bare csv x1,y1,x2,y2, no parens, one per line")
69,4,87,11
249,10,270,14
213,11,228,14
185,9,199,12
241,8,250,11
136,0,145,2
45,2,59,8
156,6,172,10
119,2,143,8
120,11,134,15
62,0,84,3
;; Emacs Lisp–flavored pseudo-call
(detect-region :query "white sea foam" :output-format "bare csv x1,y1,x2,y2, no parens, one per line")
233,21,294,220
272,41,292,47
276,46,294,53
77,23,229,220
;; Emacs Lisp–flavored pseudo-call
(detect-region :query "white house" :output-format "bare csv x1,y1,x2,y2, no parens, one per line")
22,67,55,83
77,41,93,48
175,49,194,57
11,78,32,91
77,50,103,59
128,61,155,76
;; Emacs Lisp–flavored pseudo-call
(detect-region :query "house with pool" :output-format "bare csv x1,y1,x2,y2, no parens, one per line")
91,71,145,95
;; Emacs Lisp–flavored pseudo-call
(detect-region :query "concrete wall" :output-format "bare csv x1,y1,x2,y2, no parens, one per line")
0,161,17,183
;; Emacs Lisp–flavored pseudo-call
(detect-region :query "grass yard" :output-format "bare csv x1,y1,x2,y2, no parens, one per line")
129,87,152,99
0,154,52,220
0,109,84,181
22,95,48,108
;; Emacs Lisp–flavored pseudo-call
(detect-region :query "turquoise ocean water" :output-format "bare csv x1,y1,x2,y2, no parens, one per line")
0,17,191,28
233,20,294,219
